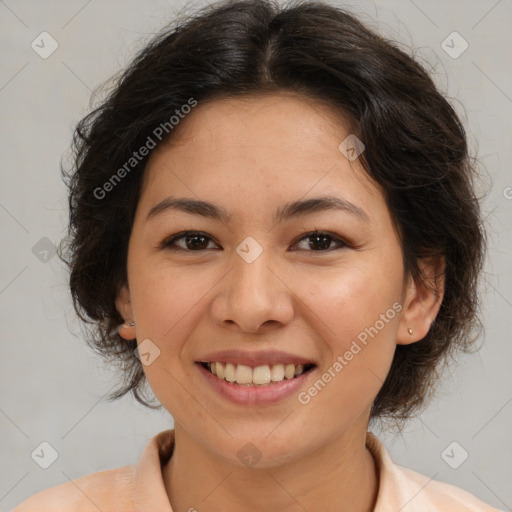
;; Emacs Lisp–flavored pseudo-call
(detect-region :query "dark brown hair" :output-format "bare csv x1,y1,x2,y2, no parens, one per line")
59,0,485,422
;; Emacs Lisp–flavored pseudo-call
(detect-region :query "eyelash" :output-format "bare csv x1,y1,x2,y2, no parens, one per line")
159,230,351,253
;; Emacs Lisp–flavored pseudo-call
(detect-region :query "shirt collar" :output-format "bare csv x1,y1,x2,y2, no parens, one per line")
133,429,175,511
132,429,420,511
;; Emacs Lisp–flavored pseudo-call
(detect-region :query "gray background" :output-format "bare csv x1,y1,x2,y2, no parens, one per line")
1,0,511,510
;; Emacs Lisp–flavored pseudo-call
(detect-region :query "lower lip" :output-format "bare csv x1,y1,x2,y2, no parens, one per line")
196,363,314,405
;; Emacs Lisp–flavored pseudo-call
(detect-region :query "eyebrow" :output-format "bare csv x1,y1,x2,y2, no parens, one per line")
145,195,369,224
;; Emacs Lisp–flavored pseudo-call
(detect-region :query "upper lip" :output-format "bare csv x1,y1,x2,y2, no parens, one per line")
197,349,316,367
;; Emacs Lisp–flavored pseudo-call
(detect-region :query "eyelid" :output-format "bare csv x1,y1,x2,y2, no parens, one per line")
290,230,351,251
159,230,221,251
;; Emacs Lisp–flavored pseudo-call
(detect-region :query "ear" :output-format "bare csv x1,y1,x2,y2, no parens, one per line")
397,256,445,345
115,283,135,340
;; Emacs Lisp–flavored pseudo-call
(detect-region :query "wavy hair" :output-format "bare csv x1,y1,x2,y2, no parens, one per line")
58,0,485,422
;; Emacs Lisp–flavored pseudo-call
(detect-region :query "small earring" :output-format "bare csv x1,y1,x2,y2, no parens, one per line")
408,328,413,335
116,321,135,337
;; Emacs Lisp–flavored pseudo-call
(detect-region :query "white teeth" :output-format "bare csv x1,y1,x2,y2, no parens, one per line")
253,365,271,385
235,364,253,384
224,363,236,382
271,364,285,381
284,364,295,380
294,364,304,376
204,361,310,385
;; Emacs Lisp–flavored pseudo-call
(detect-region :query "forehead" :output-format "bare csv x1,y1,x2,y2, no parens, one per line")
151,92,350,160
138,92,387,225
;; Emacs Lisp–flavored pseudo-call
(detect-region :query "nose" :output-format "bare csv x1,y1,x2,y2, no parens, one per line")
211,247,294,333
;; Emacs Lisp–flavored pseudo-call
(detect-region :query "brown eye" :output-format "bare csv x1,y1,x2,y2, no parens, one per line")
183,234,209,250
306,233,333,251
292,231,349,252
161,231,220,251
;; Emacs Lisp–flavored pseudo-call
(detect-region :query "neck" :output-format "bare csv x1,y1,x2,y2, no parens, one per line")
163,420,378,512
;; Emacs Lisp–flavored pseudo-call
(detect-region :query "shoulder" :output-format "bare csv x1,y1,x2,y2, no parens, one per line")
367,433,504,511
397,464,504,511
11,465,136,512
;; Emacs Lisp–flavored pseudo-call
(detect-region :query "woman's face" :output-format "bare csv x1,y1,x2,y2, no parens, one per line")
117,93,419,466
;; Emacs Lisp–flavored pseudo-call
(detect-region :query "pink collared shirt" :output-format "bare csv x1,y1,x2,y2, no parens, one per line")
12,430,502,511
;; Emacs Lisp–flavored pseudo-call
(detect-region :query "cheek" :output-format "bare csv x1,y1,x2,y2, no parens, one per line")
296,262,402,409
128,264,211,417
127,263,215,391
304,263,403,343
129,261,213,335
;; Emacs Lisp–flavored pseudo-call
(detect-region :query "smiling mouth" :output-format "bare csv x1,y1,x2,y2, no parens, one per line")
199,361,316,386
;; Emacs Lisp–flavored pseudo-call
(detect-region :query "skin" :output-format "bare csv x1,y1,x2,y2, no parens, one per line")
116,92,444,512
